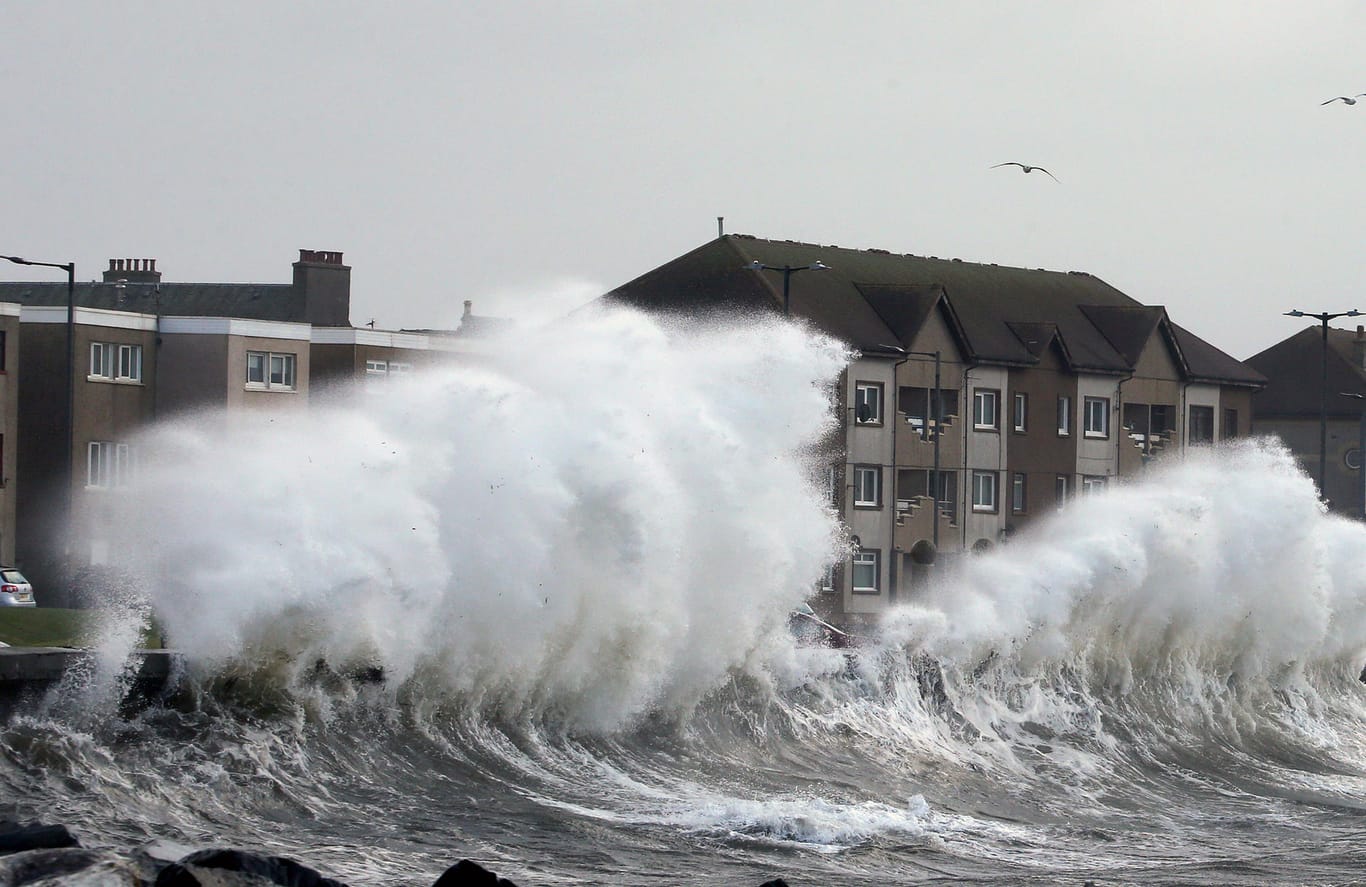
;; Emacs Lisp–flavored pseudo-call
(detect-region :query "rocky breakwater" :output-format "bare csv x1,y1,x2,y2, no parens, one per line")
0,821,796,886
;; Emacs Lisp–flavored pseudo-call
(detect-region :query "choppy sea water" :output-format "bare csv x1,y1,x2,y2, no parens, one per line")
4,308,1366,886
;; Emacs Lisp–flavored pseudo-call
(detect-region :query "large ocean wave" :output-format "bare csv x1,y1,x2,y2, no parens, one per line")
8,309,1366,884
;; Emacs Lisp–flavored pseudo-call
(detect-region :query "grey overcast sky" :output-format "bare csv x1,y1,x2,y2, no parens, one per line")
3,1,1365,358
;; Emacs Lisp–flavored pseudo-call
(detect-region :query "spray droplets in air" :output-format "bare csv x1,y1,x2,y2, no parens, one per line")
109,306,852,729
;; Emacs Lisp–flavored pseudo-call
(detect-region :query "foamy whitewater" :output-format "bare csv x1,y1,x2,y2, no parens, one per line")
4,305,1366,886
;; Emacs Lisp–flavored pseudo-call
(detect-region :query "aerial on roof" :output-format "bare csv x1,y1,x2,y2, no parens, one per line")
606,234,1265,388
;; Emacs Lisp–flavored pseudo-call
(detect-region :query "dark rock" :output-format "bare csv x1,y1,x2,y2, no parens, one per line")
0,823,79,857
162,849,350,887
431,859,519,887
757,880,791,887
0,847,115,886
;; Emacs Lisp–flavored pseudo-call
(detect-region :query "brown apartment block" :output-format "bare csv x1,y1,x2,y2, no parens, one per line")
0,251,493,605
606,235,1265,630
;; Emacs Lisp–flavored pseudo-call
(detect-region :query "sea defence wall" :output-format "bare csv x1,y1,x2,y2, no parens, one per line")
0,648,180,717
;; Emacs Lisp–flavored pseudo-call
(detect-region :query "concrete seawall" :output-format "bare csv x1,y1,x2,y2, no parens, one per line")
0,647,181,716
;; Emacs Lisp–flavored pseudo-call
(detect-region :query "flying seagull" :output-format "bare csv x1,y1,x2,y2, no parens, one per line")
990,162,1059,182
1322,94,1366,105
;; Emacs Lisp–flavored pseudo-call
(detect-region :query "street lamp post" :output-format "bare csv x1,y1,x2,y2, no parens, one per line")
744,260,830,315
1285,308,1362,494
1341,392,1366,519
879,345,945,546
873,345,944,548
2,255,76,571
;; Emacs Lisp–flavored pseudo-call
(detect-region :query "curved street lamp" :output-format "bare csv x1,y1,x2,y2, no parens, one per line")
1285,307,1362,493
744,260,830,316
1,255,76,570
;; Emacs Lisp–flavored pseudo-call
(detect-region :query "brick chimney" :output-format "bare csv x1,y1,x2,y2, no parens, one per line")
292,249,351,327
102,258,161,284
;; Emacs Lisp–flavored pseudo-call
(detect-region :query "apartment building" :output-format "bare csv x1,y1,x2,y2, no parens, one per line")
605,235,1265,628
0,250,485,604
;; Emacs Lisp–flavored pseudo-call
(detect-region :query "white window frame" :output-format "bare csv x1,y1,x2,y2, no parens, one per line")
1055,474,1069,505
851,549,879,594
854,382,883,425
1057,395,1072,436
89,342,143,383
365,359,389,375
1012,472,1026,513
972,470,998,513
388,361,414,374
87,441,136,489
1013,392,1027,433
1082,475,1108,495
973,389,999,430
1083,396,1110,439
820,563,836,594
246,351,297,391
853,465,881,507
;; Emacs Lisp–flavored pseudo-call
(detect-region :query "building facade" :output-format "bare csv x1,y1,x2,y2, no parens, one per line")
606,235,1265,629
0,250,489,604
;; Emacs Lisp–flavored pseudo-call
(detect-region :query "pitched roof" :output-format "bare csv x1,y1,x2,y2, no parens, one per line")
1246,325,1366,418
0,280,305,323
607,235,1263,387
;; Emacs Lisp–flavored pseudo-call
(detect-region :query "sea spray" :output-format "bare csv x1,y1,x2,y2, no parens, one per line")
879,438,1366,682
104,306,852,730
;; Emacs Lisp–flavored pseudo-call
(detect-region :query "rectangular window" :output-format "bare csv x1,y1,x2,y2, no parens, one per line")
854,382,883,424
820,563,836,594
1223,408,1238,440
1057,395,1072,436
1055,474,1069,505
365,359,388,375
853,465,881,507
388,362,413,374
973,389,999,430
852,549,880,594
270,353,294,388
1013,392,1028,432
1084,396,1110,439
1082,475,1108,494
1189,405,1214,444
89,342,143,382
90,342,109,379
972,470,998,513
117,344,142,381
0,330,7,371
246,351,297,391
1012,472,1027,513
87,441,136,489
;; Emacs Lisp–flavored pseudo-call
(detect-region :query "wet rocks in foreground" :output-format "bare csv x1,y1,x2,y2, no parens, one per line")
0,821,795,886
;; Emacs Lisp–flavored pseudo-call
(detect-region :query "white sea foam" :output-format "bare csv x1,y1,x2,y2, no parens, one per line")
881,438,1366,684
107,305,851,730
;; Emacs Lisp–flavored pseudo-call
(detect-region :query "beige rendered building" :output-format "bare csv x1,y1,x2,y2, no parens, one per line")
607,234,1265,629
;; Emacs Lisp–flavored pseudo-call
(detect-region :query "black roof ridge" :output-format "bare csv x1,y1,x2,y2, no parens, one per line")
726,234,1100,278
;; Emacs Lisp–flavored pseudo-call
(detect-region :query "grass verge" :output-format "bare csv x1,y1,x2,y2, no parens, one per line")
0,608,162,649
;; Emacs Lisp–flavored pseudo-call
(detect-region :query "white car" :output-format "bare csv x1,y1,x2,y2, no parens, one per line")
0,568,35,607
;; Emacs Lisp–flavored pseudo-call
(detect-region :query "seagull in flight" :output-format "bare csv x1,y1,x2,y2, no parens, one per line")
990,162,1059,182
1322,94,1366,105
